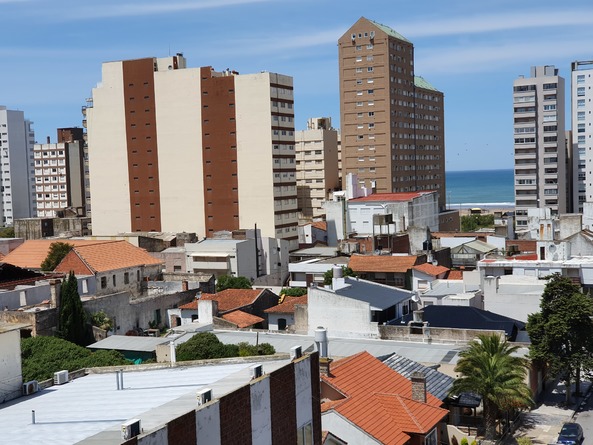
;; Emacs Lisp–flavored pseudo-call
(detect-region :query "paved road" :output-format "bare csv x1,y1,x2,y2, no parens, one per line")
573,387,593,445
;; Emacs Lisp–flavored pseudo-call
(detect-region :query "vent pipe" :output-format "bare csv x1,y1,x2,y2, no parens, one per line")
314,327,329,358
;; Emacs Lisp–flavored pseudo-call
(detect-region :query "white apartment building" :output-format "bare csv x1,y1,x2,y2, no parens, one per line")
295,117,339,219
572,60,593,213
513,66,566,227
34,140,85,217
0,106,35,226
86,55,298,249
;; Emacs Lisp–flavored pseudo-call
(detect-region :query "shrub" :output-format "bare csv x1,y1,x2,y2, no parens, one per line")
176,333,275,361
280,288,307,297
460,438,469,445
516,437,532,445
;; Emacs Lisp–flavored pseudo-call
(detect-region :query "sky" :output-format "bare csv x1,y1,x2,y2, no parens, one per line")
2,0,593,172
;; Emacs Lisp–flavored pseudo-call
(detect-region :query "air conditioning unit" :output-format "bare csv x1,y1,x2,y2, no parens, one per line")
121,419,141,440
22,380,39,396
197,388,213,406
250,364,263,379
54,370,69,385
290,345,303,360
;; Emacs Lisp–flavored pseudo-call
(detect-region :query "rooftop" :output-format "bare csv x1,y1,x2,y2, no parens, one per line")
349,192,433,203
412,263,449,277
321,352,448,444
199,288,272,313
331,277,415,311
349,254,419,273
367,18,411,43
264,295,308,314
0,359,291,445
220,310,264,328
3,239,112,270
54,240,162,274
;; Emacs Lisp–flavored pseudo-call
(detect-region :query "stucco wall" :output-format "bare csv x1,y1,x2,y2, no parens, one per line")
0,329,23,403
379,324,505,344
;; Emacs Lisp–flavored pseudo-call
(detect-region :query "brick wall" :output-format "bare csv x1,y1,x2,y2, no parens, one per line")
270,362,297,442
310,353,322,445
167,411,196,445
219,384,252,444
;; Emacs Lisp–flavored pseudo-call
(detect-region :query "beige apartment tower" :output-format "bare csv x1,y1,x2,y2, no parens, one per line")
85,55,298,249
513,65,566,227
295,117,339,219
339,17,446,210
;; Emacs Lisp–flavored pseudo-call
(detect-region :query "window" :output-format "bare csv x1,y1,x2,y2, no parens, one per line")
578,99,586,108
297,423,313,445
577,74,585,84
101,277,107,289
578,87,586,96
367,67,374,72
112,275,116,286
124,272,129,284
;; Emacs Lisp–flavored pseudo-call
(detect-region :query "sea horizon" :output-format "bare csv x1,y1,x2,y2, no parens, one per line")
446,169,514,208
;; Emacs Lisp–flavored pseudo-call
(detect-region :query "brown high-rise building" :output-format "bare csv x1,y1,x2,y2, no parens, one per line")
339,17,446,210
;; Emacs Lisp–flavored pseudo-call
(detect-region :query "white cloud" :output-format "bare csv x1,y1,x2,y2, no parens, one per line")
397,10,593,38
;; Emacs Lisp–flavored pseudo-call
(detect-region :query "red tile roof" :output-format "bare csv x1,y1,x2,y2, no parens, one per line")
221,310,264,328
413,263,449,277
179,299,199,310
445,270,463,280
54,240,162,274
312,221,327,231
349,192,433,203
200,288,265,313
321,352,447,445
348,254,418,273
264,295,307,314
3,239,112,270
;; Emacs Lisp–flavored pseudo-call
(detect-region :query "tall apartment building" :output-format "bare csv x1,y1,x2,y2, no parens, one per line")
338,17,446,210
0,106,35,226
295,117,339,219
513,66,566,227
571,60,593,213
86,55,298,249
34,128,86,218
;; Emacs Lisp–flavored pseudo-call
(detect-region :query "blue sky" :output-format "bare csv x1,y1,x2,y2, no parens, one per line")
2,0,593,171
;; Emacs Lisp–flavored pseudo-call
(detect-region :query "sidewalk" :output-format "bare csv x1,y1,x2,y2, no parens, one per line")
511,379,592,444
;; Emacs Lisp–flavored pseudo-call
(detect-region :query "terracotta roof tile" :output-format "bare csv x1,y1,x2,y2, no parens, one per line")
321,352,447,445
179,300,199,310
445,270,463,280
413,263,449,277
221,310,264,328
312,221,327,231
54,240,162,274
349,192,433,202
264,295,307,314
200,289,264,313
348,254,419,273
3,239,116,270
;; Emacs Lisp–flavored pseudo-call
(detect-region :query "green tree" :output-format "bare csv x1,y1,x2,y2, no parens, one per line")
215,275,252,292
323,266,356,285
21,336,128,381
450,334,533,440
59,271,89,346
280,287,307,297
175,332,275,362
527,274,593,402
0,227,14,238
460,214,494,232
41,241,73,271
90,311,114,332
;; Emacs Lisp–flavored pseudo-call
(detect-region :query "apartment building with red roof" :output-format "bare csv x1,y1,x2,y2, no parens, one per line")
320,351,448,444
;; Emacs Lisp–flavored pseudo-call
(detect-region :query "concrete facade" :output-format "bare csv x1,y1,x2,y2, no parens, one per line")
571,61,593,213
86,56,298,249
0,106,36,225
482,274,547,323
295,117,340,219
0,325,23,403
513,66,566,226
339,18,446,210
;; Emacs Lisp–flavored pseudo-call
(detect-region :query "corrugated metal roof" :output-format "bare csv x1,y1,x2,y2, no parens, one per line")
88,335,170,352
381,353,454,401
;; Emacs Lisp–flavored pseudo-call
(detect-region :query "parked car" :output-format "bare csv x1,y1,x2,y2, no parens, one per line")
557,422,584,445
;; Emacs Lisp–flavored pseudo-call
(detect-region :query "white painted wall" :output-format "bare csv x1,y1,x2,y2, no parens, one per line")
195,400,221,444
87,62,131,235
308,286,379,338
482,275,546,322
154,64,205,235
0,329,22,403
294,358,313,429
322,411,380,444
268,313,295,331
250,377,272,445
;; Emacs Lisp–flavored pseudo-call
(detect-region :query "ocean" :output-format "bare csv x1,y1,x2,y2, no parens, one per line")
445,169,514,208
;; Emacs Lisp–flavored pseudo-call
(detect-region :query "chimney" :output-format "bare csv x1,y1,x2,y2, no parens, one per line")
182,280,188,291
319,357,333,377
49,279,61,309
410,371,427,403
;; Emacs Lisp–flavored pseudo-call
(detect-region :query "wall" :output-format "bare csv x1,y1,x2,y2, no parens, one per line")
307,286,379,338
482,275,545,323
130,354,321,445
379,324,506,344
0,328,23,403
322,411,380,444
0,308,58,337
95,264,161,297
268,313,295,331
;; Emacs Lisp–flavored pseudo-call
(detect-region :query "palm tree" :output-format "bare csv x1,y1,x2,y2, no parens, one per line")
450,334,533,440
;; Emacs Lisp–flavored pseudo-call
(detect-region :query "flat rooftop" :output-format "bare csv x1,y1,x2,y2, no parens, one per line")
0,359,290,445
